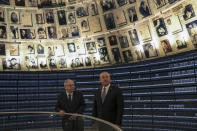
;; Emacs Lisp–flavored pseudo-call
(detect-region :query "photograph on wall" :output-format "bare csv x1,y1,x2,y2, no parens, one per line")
0,44,5,55
67,11,76,24
0,9,4,22
128,29,140,46
153,0,166,8
70,25,79,37
86,41,97,54
160,39,172,54
175,39,187,50
119,35,129,48
68,0,77,4
138,23,152,42
10,11,20,24
60,28,69,39
10,26,19,39
45,10,54,24
129,0,136,4
76,42,86,55
113,10,127,27
108,35,118,46
84,57,92,66
67,42,76,53
37,27,47,39
0,0,10,5
21,12,33,27
168,0,178,4
143,43,158,58
127,6,138,23
134,48,143,60
71,58,84,68
39,0,53,7
0,25,7,39
76,6,89,18
58,57,67,68
15,0,25,6
138,0,151,18
28,0,38,7
97,37,106,47
47,26,57,39
20,29,36,39
36,13,45,24
183,4,195,21
186,20,197,48
89,17,102,33
25,56,38,69
104,13,116,30
117,0,127,7
165,15,182,34
48,57,57,69
93,56,101,66
27,44,35,54
9,44,19,56
54,44,64,56
111,48,122,63
57,10,67,25
98,47,110,63
79,18,90,32
153,18,168,37
38,57,47,69
122,49,133,63
89,2,99,16
100,0,116,12
47,46,55,58
37,44,44,54
2,57,21,70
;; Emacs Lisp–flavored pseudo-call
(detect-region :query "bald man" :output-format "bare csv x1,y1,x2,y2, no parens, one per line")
56,79,85,131
93,72,124,130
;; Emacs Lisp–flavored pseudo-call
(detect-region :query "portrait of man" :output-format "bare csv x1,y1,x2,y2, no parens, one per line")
58,57,67,68
86,42,97,54
67,43,76,53
25,56,38,69
153,18,168,37
67,12,76,24
90,2,99,16
36,14,44,24
186,20,197,42
111,48,122,63
0,26,7,39
153,0,166,8
60,28,69,39
48,46,55,58
80,19,90,32
45,10,54,24
27,44,35,54
183,4,195,21
10,11,19,24
104,13,116,30
117,0,127,7
97,37,106,47
57,10,67,25
122,50,133,62
98,47,110,63
0,10,4,22
49,57,57,69
20,29,35,39
37,27,47,39
127,6,138,23
48,26,57,39
108,35,118,46
119,35,129,48
128,29,140,46
15,0,25,6
160,39,172,54
10,26,19,39
143,43,158,58
37,44,44,54
3,58,21,70
71,25,79,37
139,0,151,18
84,57,92,66
100,0,116,12
176,39,187,49
0,44,5,55
76,6,89,18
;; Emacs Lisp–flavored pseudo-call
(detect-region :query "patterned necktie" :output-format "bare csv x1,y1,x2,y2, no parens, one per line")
68,94,72,104
101,87,106,103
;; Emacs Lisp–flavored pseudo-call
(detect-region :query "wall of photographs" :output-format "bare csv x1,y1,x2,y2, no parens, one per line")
0,0,197,71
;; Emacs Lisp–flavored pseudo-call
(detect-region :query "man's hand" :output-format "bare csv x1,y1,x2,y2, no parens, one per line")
69,115,77,120
59,110,65,117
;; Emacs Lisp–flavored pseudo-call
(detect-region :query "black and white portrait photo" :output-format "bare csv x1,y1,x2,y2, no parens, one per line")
47,46,55,58
48,26,57,39
37,27,47,39
90,2,99,16
0,26,7,39
111,48,122,63
160,39,172,54
49,57,57,69
57,10,67,25
60,28,69,39
104,13,116,30
38,57,47,69
76,6,89,18
134,49,143,60
2,58,21,70
98,47,110,63
0,10,4,22
10,11,19,24
119,35,129,48
20,29,36,39
176,39,187,50
0,44,5,55
54,44,64,57
127,7,138,23
15,0,25,6
117,0,127,7
84,57,92,66
128,29,140,46
10,26,19,39
36,14,45,24
153,18,168,37
97,37,106,47
25,56,38,69
70,25,79,37
153,0,166,8
37,44,44,54
143,43,158,58
27,44,35,54
28,0,38,7
67,12,76,24
122,50,133,63
80,19,90,32
183,4,195,21
100,0,116,12
86,42,97,54
71,58,84,68
108,35,118,46
67,43,76,53
186,20,197,48
139,0,151,18
45,10,54,24
58,57,67,68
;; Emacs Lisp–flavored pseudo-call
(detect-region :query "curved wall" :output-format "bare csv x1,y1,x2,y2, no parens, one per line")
0,0,197,71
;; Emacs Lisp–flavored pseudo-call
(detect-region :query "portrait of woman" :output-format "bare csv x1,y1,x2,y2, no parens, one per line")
37,44,44,54
127,6,138,23
57,10,67,25
139,0,151,17
160,39,172,54
183,4,195,21
153,18,168,37
10,12,19,24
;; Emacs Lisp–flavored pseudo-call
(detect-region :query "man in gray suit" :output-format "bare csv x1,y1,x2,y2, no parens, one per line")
56,79,85,131
93,72,124,130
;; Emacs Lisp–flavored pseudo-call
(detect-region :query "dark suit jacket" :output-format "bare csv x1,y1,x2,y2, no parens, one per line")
56,91,85,131
93,85,124,126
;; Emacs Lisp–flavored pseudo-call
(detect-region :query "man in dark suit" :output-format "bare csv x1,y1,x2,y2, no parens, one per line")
56,79,85,131
93,72,124,130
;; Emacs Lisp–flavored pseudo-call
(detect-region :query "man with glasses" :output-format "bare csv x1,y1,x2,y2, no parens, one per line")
56,79,85,131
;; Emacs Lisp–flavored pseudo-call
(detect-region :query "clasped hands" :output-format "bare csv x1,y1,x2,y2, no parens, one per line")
59,110,77,120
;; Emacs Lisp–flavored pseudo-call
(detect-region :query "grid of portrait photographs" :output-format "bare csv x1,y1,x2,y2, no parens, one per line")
0,0,197,71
